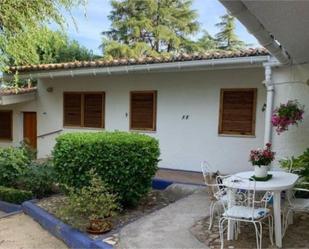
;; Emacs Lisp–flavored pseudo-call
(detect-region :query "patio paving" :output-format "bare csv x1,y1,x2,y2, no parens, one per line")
0,213,68,249
156,168,204,185
191,212,309,248
118,185,208,249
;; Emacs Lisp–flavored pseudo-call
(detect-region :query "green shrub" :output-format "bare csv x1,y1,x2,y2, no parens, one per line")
61,172,119,220
16,160,56,198
280,148,309,188
53,132,160,206
0,145,31,187
0,186,33,204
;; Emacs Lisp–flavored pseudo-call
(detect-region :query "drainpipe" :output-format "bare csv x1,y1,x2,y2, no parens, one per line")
263,64,274,145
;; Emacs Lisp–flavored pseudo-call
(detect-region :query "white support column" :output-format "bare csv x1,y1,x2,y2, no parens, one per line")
264,65,275,145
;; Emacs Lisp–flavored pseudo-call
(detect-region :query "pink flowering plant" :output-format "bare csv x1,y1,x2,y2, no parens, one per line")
249,143,275,166
271,100,304,134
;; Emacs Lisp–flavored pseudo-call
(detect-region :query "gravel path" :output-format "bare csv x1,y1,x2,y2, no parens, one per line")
0,213,68,249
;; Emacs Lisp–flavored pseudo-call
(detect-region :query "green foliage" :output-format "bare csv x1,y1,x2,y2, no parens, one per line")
0,146,32,187
7,28,95,66
16,160,56,199
102,0,199,57
33,28,95,64
280,148,309,188
215,14,246,50
181,31,218,53
53,132,160,206
0,186,33,204
0,0,85,70
196,31,219,51
60,172,119,221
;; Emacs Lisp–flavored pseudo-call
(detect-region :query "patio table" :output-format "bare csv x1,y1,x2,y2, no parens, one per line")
223,171,298,248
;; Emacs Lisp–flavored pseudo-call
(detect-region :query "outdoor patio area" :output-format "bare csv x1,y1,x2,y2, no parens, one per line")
191,211,309,249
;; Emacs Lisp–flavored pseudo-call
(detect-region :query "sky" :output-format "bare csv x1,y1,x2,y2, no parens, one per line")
61,0,259,55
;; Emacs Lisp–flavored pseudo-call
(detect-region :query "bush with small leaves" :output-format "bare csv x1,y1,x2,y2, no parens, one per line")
0,186,33,204
57,172,119,229
16,160,56,198
53,132,160,206
0,145,32,187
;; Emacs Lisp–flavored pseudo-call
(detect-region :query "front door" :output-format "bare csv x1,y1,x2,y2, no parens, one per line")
23,112,37,149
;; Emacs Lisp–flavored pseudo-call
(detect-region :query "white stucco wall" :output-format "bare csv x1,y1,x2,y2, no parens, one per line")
33,68,266,174
272,64,309,161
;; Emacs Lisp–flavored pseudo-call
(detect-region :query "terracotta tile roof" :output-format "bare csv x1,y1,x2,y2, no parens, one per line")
9,48,269,73
0,87,37,96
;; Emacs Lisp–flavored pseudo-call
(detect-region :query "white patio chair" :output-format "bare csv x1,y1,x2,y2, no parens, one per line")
218,176,274,249
201,161,229,230
282,158,309,234
284,182,309,234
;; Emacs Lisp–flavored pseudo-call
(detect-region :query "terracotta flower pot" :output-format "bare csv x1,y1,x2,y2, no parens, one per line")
86,218,113,234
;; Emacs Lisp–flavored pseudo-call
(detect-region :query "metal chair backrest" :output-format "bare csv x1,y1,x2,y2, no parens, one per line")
226,176,257,219
201,161,223,201
224,176,273,220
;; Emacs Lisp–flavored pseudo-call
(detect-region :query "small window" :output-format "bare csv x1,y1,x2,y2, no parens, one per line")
130,91,157,131
0,110,13,140
63,92,105,128
219,88,257,136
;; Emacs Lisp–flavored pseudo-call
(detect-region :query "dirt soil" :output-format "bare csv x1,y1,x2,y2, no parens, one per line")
191,212,309,249
0,213,68,249
37,187,191,239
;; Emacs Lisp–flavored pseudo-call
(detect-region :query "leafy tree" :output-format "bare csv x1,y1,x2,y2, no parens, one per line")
197,31,218,51
215,14,245,50
33,28,95,64
0,0,85,71
102,0,200,58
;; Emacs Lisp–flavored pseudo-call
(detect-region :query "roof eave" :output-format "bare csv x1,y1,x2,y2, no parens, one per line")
219,0,291,65
4,55,272,80
0,91,37,105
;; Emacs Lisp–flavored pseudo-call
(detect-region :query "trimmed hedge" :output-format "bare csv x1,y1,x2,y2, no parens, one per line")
0,186,33,204
53,132,160,206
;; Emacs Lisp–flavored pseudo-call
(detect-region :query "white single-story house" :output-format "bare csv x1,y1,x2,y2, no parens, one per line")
0,1,308,174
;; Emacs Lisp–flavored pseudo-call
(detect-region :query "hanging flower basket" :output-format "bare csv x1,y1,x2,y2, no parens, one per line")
271,100,304,134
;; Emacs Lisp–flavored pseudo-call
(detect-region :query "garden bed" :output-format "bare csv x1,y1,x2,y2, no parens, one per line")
37,184,191,240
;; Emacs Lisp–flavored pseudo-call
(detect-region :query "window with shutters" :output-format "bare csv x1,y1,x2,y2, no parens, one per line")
219,88,257,136
63,92,104,128
0,110,13,140
130,91,157,131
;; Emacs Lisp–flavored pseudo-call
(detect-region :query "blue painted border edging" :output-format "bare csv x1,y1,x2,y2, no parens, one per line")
152,178,204,189
152,178,173,190
22,201,112,249
0,200,22,213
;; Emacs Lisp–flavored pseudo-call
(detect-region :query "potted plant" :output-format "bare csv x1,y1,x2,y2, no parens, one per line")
271,100,305,134
249,143,275,178
63,172,119,234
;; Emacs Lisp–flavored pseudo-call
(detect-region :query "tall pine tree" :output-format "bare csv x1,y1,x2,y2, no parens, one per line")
215,14,245,50
102,0,200,58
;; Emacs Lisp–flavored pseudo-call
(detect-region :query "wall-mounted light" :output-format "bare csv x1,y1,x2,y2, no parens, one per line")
46,87,53,93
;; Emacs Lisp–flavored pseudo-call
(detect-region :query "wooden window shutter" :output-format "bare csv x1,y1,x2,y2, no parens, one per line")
219,89,257,135
0,110,12,140
63,93,82,126
130,91,157,131
84,93,104,128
